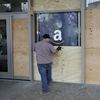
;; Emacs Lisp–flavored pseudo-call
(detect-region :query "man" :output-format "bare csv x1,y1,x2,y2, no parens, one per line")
34,34,61,93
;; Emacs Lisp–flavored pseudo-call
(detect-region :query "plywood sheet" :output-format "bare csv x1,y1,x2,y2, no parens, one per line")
34,47,81,83
86,9,100,48
86,9,100,84
33,0,81,11
13,18,29,77
86,49,100,84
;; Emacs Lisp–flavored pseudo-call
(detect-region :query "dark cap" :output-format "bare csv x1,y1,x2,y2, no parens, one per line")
43,34,50,39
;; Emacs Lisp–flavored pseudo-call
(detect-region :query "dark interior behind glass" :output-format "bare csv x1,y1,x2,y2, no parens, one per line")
0,0,28,12
0,20,8,72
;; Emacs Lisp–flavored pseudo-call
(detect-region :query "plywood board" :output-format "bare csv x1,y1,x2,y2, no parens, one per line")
13,18,29,77
86,9,100,84
86,49,100,84
33,0,81,11
34,47,81,83
86,9,100,48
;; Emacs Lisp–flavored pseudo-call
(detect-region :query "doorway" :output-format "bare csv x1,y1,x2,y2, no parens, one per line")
0,15,13,78
33,11,82,83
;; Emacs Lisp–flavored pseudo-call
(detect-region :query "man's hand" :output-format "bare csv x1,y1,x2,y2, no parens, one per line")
56,46,62,51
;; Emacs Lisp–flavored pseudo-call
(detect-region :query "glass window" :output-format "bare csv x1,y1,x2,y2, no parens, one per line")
0,20,8,72
35,12,81,46
0,0,28,12
86,0,100,8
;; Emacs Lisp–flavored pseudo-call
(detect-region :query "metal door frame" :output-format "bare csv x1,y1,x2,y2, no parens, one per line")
0,15,13,78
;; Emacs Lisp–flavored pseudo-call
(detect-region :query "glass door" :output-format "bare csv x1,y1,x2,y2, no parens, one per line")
0,16,13,78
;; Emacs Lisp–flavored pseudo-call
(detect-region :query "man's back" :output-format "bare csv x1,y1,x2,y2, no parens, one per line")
35,40,56,64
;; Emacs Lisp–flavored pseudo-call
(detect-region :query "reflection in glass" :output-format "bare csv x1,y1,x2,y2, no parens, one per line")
0,20,7,72
86,0,100,7
0,0,28,12
35,12,81,46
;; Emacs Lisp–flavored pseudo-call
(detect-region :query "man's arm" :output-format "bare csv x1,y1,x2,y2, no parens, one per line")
49,44,61,54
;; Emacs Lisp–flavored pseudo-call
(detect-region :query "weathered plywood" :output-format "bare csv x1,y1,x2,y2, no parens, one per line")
86,49,100,84
34,47,81,83
86,9,100,84
33,0,81,11
86,9,100,48
13,18,29,77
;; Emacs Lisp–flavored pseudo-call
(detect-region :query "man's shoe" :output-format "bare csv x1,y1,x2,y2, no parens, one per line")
39,90,49,95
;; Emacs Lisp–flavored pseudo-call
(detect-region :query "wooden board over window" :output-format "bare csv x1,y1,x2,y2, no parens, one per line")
32,0,81,11
86,9,100,84
34,47,81,83
13,16,29,77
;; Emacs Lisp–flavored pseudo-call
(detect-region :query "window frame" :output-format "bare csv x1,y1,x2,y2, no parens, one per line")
34,10,81,46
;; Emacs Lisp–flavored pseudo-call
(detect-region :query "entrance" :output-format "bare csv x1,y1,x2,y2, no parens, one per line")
0,15,13,78
33,12,82,83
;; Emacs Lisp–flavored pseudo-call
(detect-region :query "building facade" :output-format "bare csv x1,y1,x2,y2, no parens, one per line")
0,0,100,84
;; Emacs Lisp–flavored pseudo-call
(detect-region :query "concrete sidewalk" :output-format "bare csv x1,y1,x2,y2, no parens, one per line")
0,80,100,100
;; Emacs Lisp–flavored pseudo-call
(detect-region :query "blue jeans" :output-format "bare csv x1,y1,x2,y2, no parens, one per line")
38,63,52,92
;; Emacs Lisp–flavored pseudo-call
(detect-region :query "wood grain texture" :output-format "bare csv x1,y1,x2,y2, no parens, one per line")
86,9,100,84
32,0,81,11
86,9,100,48
34,47,81,83
13,18,29,77
86,49,100,84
